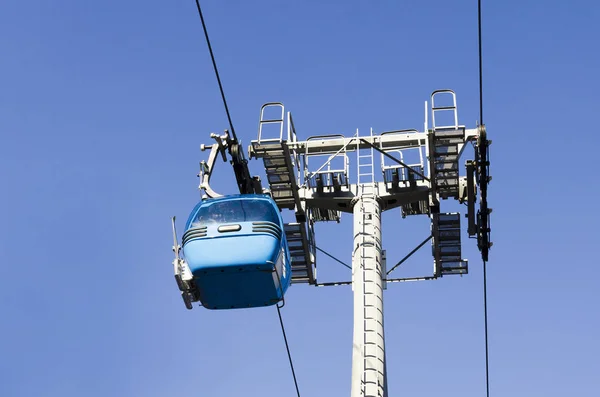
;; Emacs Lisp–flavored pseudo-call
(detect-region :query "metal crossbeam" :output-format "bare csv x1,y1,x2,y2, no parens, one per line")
287,129,479,155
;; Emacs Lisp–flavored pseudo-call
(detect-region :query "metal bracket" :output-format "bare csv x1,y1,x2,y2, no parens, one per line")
198,142,225,199
198,130,263,198
475,124,492,261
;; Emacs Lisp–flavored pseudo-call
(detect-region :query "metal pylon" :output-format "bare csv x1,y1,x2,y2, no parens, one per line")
351,194,385,397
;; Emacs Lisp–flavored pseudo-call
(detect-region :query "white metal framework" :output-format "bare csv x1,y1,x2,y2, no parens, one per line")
246,89,491,396
181,89,491,395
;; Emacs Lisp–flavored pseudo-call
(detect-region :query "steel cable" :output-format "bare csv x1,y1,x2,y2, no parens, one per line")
478,1,491,396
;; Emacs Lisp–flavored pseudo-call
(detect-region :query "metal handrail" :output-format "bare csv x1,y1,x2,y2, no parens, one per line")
257,102,285,143
431,90,458,130
379,129,425,180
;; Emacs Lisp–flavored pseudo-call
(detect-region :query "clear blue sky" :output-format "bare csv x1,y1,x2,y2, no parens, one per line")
1,1,599,396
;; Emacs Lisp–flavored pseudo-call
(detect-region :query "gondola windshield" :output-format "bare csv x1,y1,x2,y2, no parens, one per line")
187,198,279,228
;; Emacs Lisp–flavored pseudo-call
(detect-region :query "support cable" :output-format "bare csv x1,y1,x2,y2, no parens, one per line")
478,0,484,126
193,0,238,141
483,259,490,397
277,305,301,397
316,246,352,270
478,1,491,396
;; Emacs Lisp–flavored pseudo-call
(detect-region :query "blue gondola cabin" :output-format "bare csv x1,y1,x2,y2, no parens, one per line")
181,194,292,309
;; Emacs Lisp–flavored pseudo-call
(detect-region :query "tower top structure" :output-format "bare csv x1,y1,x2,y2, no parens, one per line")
177,90,491,396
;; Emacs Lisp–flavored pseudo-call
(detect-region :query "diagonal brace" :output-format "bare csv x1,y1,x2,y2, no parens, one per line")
316,246,352,270
386,235,433,275
307,137,354,180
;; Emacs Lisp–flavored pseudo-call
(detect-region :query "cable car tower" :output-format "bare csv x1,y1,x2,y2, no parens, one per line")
177,89,492,396
249,92,490,396
171,3,492,395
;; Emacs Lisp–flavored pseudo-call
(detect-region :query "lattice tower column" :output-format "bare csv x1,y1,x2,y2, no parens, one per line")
351,194,386,397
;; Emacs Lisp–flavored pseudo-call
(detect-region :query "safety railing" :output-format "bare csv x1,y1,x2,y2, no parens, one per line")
257,102,285,143
431,90,458,130
379,129,425,184
303,134,350,189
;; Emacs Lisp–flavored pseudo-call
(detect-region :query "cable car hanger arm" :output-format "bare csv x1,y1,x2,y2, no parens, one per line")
198,130,263,198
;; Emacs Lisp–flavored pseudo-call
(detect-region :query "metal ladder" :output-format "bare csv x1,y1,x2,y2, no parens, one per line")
432,212,468,276
357,128,375,187
431,90,464,200
250,103,300,210
284,222,316,284
250,103,316,284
